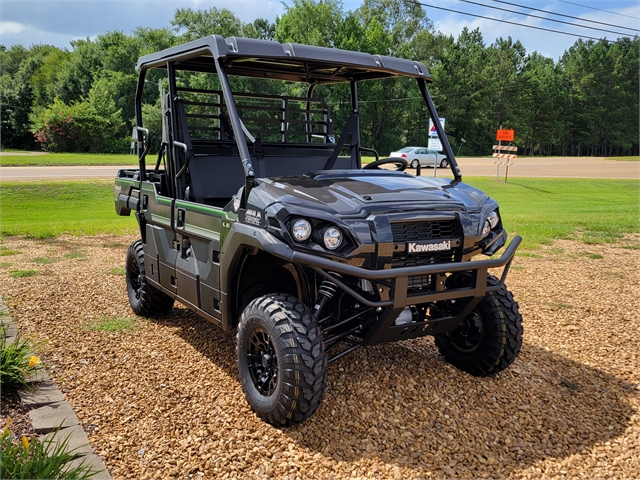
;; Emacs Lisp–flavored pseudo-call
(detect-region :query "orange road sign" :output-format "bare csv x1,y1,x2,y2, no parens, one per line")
496,129,515,141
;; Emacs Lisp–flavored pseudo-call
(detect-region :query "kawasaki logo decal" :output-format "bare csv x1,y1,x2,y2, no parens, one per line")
407,239,459,253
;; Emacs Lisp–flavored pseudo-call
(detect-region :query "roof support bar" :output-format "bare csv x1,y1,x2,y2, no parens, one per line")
350,81,362,168
416,78,462,182
134,69,147,182
213,58,256,207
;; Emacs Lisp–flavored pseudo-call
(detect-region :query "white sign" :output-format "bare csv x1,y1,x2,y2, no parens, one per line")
428,118,445,137
428,137,442,151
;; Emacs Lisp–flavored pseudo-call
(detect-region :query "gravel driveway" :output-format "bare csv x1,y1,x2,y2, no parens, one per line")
0,234,638,479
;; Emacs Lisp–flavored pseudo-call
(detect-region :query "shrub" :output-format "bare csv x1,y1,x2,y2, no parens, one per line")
30,98,127,153
0,327,42,390
0,423,97,479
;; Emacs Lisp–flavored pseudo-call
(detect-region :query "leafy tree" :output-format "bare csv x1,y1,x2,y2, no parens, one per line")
243,19,276,40
52,39,101,104
134,27,178,54
275,0,344,47
171,7,244,41
30,48,70,108
429,28,490,155
0,45,56,149
357,0,432,53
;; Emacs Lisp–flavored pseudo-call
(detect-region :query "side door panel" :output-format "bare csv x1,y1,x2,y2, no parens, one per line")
417,148,428,165
173,200,224,320
426,149,437,166
140,183,177,294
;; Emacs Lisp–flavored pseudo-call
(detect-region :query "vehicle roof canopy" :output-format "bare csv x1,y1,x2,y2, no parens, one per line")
136,35,432,84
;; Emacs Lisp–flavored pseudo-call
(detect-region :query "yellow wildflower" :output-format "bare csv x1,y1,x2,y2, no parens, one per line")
22,436,29,454
28,356,40,368
3,419,12,436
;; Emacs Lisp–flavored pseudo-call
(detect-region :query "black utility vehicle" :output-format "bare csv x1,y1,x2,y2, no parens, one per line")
115,35,523,426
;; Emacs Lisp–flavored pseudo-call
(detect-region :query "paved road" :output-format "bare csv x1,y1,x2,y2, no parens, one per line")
0,157,638,181
0,165,135,181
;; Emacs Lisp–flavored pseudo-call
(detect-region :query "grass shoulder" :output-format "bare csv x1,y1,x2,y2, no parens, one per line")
0,152,138,167
604,156,640,162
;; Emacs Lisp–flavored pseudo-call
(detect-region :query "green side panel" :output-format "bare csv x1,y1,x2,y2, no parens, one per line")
141,182,172,228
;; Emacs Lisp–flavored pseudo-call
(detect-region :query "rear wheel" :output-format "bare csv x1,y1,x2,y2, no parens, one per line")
440,158,449,168
125,240,174,316
237,294,327,426
435,275,522,376
410,159,420,169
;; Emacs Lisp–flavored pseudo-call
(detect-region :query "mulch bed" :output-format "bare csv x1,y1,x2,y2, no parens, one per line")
0,233,638,479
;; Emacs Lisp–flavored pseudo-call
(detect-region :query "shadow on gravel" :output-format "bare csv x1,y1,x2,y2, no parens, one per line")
153,310,634,478
295,341,634,477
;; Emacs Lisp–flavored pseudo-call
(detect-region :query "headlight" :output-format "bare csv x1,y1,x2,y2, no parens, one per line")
481,220,491,238
291,218,312,241
323,226,343,250
488,210,500,229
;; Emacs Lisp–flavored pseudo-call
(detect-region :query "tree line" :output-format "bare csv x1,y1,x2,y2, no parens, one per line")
1,0,638,157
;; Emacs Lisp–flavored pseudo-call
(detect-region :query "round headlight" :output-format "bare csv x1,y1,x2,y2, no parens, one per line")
487,210,500,229
323,226,343,250
291,218,312,242
481,220,491,238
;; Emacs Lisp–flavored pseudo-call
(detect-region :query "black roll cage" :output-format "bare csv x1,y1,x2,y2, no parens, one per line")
133,35,462,193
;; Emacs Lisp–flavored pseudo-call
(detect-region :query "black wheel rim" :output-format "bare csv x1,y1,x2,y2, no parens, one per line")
128,258,142,299
448,311,483,352
247,328,278,396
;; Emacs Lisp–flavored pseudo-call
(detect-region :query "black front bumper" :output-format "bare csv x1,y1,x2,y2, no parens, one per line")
281,235,522,346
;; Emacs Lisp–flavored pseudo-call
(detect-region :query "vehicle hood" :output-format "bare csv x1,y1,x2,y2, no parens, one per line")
251,170,490,217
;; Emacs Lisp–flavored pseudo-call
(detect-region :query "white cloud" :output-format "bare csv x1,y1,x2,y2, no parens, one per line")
0,21,27,35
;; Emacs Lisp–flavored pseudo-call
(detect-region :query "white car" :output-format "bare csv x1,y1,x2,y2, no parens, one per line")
389,147,450,168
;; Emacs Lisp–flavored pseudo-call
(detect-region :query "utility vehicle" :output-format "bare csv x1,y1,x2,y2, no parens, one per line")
115,35,523,426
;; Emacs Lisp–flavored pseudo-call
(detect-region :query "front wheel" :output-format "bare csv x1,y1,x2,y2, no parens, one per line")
125,240,174,316
439,158,449,168
435,276,522,376
237,294,327,426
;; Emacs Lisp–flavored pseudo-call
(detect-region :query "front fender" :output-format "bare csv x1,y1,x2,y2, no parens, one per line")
219,222,295,330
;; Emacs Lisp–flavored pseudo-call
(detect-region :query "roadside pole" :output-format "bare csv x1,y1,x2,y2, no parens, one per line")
496,138,501,180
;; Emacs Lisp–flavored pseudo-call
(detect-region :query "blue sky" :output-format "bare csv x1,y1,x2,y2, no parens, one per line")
0,0,638,61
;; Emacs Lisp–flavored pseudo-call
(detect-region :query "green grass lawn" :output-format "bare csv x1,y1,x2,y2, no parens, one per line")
0,178,638,248
465,177,639,247
0,181,137,238
0,153,138,166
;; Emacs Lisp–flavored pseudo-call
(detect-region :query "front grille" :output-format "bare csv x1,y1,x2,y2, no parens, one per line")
391,250,456,268
391,220,456,243
407,274,432,289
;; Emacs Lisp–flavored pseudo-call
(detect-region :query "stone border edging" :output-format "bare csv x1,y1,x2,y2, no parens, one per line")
1,296,112,480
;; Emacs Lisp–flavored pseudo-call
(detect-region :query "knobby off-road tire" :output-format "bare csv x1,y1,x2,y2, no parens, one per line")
125,240,174,317
435,275,522,376
237,294,327,426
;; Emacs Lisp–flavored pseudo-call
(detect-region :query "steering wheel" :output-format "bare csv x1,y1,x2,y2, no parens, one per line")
362,157,408,171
